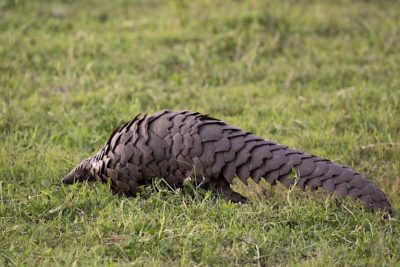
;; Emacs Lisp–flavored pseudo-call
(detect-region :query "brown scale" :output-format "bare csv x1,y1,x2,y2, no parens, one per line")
62,110,392,214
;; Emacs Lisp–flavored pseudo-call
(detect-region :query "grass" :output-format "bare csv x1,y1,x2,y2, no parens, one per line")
1,0,400,265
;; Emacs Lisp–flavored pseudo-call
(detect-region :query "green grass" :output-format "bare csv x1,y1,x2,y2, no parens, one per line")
1,0,400,265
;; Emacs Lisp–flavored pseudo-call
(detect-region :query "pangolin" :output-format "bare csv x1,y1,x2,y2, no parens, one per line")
62,110,392,213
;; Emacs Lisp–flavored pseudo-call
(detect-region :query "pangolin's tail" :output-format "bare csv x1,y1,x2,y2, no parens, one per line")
199,120,393,214
276,148,391,212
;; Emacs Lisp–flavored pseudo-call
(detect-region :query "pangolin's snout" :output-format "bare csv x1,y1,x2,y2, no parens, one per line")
62,171,76,184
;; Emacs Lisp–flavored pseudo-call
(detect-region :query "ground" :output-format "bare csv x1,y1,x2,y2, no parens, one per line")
1,0,400,265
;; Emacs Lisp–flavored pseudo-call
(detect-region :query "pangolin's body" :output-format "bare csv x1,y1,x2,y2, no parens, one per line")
63,110,392,213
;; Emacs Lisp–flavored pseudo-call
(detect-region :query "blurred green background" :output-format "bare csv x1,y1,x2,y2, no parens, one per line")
1,0,399,265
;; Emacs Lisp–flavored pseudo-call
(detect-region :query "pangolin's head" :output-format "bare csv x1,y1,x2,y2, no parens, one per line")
62,158,95,184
